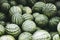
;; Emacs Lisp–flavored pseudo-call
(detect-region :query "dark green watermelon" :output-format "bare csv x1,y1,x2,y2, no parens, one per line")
49,17,60,31
0,0,8,5
35,14,48,27
42,3,57,18
32,2,45,13
1,2,10,12
9,1,17,6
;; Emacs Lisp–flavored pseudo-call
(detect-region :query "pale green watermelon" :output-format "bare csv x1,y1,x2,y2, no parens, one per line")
0,35,15,40
5,24,21,37
22,20,37,33
18,32,32,40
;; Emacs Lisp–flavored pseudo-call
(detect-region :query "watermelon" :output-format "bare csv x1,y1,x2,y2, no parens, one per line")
9,6,22,15
18,32,32,40
22,14,33,21
32,30,51,40
42,3,57,18
5,24,21,37
12,13,24,25
0,35,15,40
22,20,37,33
35,14,48,27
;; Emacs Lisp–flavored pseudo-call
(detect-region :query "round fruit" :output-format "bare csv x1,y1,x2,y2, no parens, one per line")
23,6,32,14
50,32,60,40
0,21,5,26
49,17,60,31
9,1,17,6
42,3,57,18
35,14,48,27
1,2,10,11
0,25,5,36
32,2,45,12
0,35,15,40
22,14,33,20
32,30,51,40
0,12,6,21
18,32,32,40
0,0,8,4
12,13,24,25
5,24,21,37
22,20,37,33
9,6,22,15
53,34,60,40
33,12,40,18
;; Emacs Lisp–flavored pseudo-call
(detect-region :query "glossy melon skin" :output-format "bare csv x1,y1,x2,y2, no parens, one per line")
23,7,32,14
22,20,37,33
9,6,22,15
32,2,45,13
5,24,21,37
49,17,60,31
0,25,5,36
32,30,51,40
42,3,57,18
12,14,24,25
0,35,15,40
35,14,48,27
18,32,32,40
22,14,33,21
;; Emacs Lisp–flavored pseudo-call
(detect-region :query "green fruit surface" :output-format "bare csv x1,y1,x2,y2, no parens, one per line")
22,20,37,33
0,35,15,40
12,14,24,25
35,14,48,27
18,32,32,40
6,24,21,37
32,30,51,40
42,3,57,18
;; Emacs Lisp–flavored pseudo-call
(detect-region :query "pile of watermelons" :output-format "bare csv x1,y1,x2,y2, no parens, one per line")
0,0,60,40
